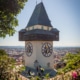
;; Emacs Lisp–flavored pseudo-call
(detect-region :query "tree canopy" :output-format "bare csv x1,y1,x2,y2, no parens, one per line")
0,49,16,79
0,49,25,80
63,52,80,71
58,52,80,73
0,0,27,38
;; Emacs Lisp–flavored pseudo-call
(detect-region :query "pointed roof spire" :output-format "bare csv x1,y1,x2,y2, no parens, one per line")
26,2,52,27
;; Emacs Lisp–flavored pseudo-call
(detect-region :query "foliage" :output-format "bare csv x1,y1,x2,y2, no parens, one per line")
60,52,80,73
20,66,26,72
44,73,50,79
0,49,7,55
53,52,80,80
35,76,41,80
30,73,50,80
0,49,16,80
31,76,41,80
0,49,25,80
0,0,27,38
57,70,64,75
53,69,80,80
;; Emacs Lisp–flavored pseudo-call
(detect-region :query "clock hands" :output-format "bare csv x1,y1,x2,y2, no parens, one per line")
26,43,33,57
42,43,52,57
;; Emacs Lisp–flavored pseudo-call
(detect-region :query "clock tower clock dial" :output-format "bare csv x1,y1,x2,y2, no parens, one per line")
25,42,33,57
42,43,53,57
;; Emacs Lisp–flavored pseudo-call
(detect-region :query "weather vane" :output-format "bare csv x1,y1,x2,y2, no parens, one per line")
36,0,37,5
41,0,43,2
36,0,43,5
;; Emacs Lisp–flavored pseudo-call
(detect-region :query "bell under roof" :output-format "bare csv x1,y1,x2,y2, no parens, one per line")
26,2,52,27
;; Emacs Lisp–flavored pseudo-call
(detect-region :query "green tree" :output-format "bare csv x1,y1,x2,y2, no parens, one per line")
0,0,27,38
0,49,25,80
44,73,50,79
61,52,80,72
0,49,7,55
0,49,16,80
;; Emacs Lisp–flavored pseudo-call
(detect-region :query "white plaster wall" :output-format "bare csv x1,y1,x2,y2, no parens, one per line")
24,41,36,68
24,41,54,69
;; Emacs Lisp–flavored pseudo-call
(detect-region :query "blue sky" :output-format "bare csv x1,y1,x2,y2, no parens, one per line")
0,0,80,47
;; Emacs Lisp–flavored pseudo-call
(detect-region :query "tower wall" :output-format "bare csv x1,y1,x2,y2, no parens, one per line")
24,41,54,69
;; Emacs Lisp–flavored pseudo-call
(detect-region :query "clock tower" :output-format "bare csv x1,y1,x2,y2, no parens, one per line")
19,2,59,69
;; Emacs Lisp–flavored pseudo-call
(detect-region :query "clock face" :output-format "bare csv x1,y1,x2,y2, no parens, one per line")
25,42,33,57
42,42,53,57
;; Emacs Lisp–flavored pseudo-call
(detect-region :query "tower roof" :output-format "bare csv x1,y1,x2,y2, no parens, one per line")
26,2,52,27
19,2,59,41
